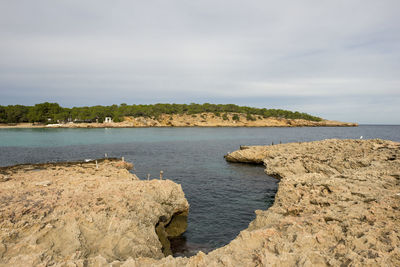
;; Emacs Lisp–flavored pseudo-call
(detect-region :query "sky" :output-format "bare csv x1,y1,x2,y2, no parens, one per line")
0,0,399,124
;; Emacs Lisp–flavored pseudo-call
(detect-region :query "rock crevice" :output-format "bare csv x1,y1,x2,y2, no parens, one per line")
155,211,188,256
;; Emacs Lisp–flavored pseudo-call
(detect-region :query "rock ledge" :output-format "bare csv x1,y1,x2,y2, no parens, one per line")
0,159,189,266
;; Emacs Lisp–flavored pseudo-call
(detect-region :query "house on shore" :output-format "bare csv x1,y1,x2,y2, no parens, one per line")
104,117,113,123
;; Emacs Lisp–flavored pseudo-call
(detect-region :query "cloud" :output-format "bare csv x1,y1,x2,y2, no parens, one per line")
0,0,399,123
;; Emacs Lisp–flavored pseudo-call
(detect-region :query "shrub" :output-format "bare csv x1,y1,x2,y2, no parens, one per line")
246,113,256,121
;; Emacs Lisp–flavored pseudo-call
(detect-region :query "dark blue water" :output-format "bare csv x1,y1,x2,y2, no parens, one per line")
0,125,399,255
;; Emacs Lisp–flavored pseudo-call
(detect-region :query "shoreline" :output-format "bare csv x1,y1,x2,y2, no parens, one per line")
0,157,122,170
0,113,358,128
0,122,358,129
2,139,397,265
219,139,400,266
132,139,399,266
0,125,359,129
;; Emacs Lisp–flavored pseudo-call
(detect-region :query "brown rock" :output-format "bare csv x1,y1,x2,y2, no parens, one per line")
0,159,189,266
117,139,399,266
35,180,52,186
114,161,134,170
2,139,398,266
223,139,400,266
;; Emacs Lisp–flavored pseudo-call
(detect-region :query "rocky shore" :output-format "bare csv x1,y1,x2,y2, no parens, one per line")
128,139,399,266
1,139,398,266
0,159,189,266
0,113,357,128
222,139,400,266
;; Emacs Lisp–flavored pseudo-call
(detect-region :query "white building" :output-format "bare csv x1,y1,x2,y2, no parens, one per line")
104,117,113,123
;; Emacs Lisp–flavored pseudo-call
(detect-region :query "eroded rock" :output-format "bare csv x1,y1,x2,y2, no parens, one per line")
0,159,189,266
224,139,400,266
124,139,400,266
2,139,399,266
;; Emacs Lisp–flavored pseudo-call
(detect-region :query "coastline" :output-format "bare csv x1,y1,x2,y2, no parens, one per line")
0,113,358,128
1,139,398,266
132,139,399,266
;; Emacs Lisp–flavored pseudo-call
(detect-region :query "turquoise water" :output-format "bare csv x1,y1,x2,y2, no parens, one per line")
0,128,215,147
1,125,399,148
0,125,399,255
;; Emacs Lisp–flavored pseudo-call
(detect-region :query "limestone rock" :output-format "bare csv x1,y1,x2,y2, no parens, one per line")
0,159,189,266
35,180,52,186
114,161,134,170
119,139,400,266
223,139,400,266
224,145,269,164
2,139,399,266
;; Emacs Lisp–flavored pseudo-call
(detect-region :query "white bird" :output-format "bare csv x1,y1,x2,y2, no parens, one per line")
360,136,363,139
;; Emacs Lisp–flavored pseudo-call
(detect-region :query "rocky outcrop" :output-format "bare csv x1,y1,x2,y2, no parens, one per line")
0,159,189,266
2,139,398,266
122,139,399,266
224,145,270,164
0,113,358,128
223,139,400,266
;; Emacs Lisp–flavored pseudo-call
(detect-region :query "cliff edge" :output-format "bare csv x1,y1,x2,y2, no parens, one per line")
0,159,189,266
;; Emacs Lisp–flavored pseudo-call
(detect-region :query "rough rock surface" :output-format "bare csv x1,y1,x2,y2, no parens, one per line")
223,139,400,266
0,159,189,266
1,139,398,266
122,139,399,266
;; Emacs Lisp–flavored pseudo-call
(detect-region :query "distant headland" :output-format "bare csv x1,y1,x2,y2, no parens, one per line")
0,102,357,128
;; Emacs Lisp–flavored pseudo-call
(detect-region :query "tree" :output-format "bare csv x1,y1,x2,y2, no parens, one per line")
0,106,7,123
27,102,62,123
0,103,323,123
6,105,29,123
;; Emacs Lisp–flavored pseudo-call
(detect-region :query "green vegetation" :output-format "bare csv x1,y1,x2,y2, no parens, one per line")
246,113,256,121
0,102,322,124
232,114,240,121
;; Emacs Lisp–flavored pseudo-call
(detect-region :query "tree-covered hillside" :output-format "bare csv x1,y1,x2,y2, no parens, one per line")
0,103,322,123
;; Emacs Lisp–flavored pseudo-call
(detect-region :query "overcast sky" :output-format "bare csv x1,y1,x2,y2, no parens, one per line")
0,0,399,124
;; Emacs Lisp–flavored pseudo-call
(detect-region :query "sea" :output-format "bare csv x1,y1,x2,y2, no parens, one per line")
0,125,399,256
